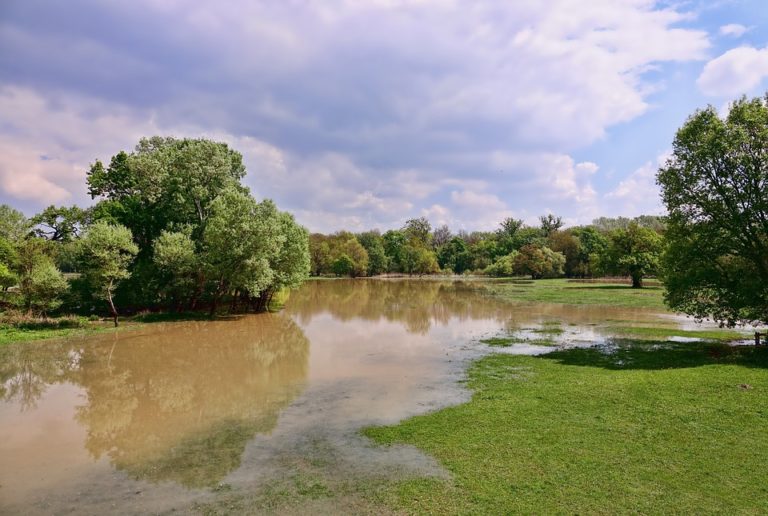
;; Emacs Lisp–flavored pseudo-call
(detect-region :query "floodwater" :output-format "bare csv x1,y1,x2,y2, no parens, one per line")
0,279,717,514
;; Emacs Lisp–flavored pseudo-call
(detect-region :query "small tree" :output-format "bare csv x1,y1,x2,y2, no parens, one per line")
604,223,663,288
513,244,565,279
332,254,354,276
484,252,518,277
18,259,68,315
78,222,138,326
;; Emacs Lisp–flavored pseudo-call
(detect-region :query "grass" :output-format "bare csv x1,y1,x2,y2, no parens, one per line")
487,278,667,309
364,342,768,514
608,325,748,341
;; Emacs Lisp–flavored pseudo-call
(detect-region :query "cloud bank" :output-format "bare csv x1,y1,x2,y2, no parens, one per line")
0,0,711,231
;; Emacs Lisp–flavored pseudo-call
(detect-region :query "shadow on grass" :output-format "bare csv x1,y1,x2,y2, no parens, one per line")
541,340,768,371
567,285,663,291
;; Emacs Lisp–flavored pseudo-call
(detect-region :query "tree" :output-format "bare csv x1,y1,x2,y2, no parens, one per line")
657,95,768,327
540,214,564,236
513,245,565,279
357,231,389,275
153,229,198,310
432,224,452,249
403,217,432,247
0,204,31,242
18,260,68,315
383,230,407,272
202,190,282,314
31,205,87,242
78,222,139,326
332,254,355,276
547,230,581,277
484,252,518,277
265,211,310,306
437,237,472,274
604,223,663,288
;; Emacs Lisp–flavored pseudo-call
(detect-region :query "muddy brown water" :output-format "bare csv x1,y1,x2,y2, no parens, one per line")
0,279,713,514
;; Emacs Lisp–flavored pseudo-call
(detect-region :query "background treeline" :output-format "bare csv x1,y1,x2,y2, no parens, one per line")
0,137,311,325
309,214,666,288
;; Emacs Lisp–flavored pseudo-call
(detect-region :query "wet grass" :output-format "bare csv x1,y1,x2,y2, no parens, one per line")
608,325,747,341
488,278,667,309
364,342,768,514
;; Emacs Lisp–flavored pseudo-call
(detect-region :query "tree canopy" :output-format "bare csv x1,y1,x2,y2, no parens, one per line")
658,95,768,327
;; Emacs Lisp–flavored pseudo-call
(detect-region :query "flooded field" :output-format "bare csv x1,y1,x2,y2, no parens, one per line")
0,279,719,514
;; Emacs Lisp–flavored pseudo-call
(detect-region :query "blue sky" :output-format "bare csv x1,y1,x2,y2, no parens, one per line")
0,0,766,232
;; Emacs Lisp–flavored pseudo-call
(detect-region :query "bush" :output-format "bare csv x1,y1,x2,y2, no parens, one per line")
0,311,87,330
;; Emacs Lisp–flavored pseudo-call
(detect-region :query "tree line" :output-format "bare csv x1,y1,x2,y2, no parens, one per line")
309,213,665,288
0,137,311,325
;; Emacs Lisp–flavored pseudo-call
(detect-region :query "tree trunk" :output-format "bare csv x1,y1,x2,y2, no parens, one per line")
106,283,119,327
631,274,643,289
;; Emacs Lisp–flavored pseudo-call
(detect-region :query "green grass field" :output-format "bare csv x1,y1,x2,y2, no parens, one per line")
365,342,768,514
488,278,667,309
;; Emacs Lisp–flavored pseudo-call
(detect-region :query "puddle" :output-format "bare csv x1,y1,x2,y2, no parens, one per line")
0,278,727,513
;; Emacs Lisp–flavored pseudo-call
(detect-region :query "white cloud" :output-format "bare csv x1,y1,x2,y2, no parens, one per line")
603,151,669,217
0,1,712,230
719,23,749,38
697,46,768,97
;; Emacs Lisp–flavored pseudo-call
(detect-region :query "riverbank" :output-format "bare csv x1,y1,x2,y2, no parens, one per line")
364,341,768,513
0,311,216,345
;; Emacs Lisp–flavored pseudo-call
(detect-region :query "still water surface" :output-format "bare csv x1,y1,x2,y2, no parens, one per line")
0,279,690,513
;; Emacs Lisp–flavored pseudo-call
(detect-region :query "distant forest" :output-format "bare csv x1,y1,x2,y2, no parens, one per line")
309,214,665,288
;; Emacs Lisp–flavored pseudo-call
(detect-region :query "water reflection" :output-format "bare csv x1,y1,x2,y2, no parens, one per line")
0,313,308,488
1,279,681,513
288,279,664,336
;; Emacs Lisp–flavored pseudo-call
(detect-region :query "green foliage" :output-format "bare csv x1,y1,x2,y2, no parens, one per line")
153,229,198,307
31,205,87,242
382,229,407,272
539,213,563,236
483,252,517,277
604,222,663,288
658,95,768,327
437,237,472,274
78,222,138,324
18,259,68,315
403,217,432,248
309,232,368,277
0,204,32,242
0,262,17,291
332,254,355,276
203,190,281,299
513,244,565,279
401,245,439,276
356,231,389,275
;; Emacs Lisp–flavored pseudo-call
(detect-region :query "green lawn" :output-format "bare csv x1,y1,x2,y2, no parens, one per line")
365,342,768,514
487,278,667,309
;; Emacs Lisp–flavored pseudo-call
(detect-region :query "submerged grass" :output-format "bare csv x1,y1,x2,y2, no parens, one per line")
364,342,768,514
488,278,667,309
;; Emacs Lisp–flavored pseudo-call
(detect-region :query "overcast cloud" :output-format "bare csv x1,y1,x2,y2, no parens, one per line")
1,0,766,231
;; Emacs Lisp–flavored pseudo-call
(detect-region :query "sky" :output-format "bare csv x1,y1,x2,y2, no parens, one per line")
1,0,767,233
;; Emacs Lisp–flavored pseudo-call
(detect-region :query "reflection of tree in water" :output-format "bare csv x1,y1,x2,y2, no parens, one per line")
288,279,512,334
0,313,309,489
287,279,657,335
0,341,80,410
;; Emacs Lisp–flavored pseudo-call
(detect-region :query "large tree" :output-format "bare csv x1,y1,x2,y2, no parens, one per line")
658,95,768,328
